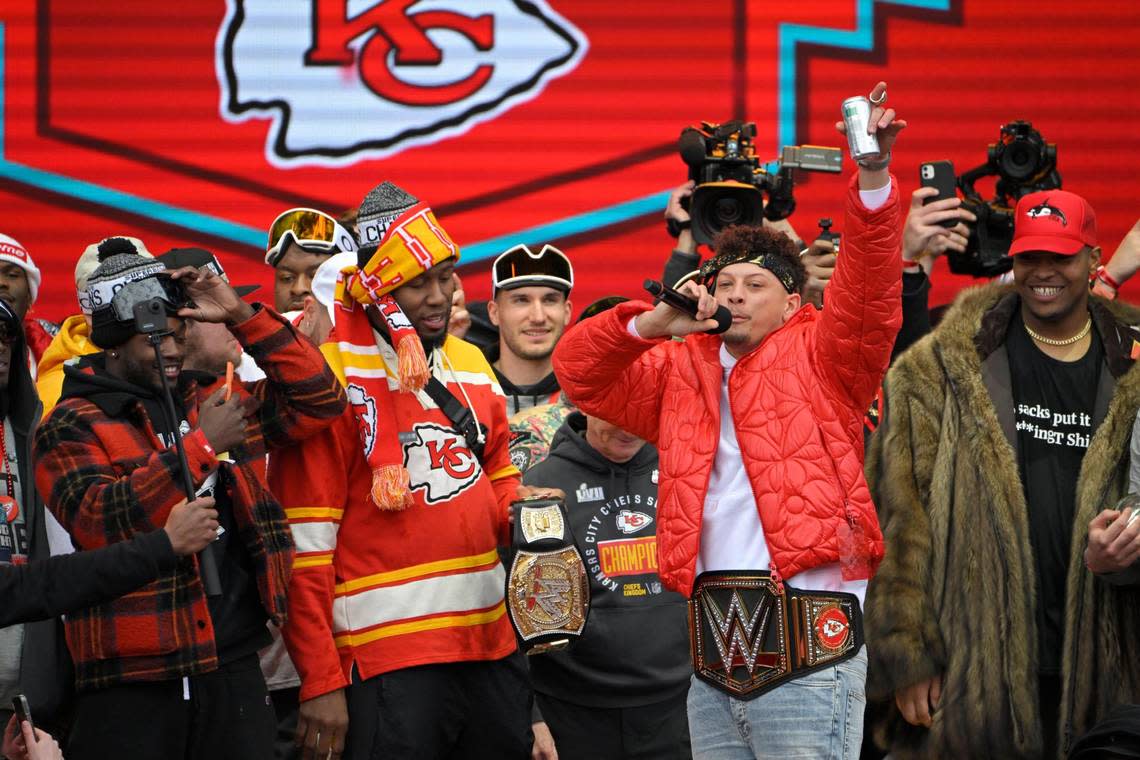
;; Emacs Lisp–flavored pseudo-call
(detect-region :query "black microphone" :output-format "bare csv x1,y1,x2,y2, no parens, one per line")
643,279,732,335
678,128,708,168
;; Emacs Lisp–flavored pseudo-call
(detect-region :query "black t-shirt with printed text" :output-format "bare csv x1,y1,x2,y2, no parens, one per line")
1007,312,1102,675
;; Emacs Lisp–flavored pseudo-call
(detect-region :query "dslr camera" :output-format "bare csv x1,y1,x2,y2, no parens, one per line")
953,120,1061,277
679,121,842,245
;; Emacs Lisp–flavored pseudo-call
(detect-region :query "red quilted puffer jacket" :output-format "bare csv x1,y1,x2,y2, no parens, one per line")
554,173,901,596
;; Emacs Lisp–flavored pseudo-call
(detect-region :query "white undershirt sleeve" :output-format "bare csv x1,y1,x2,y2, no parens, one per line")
858,180,892,211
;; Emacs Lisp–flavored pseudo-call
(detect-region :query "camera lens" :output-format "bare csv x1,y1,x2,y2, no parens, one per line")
999,141,1038,181
714,197,743,225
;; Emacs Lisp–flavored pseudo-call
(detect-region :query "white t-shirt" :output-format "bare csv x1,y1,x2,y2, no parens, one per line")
695,345,867,605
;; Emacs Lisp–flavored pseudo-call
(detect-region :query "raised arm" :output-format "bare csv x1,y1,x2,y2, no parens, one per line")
171,266,346,461
815,81,904,410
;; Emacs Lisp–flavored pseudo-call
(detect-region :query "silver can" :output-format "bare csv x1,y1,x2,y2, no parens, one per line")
841,96,881,161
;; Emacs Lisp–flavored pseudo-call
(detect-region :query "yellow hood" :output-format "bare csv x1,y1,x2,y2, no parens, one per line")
36,314,96,413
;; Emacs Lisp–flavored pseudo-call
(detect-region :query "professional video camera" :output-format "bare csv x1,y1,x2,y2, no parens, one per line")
678,121,842,245
953,120,1061,277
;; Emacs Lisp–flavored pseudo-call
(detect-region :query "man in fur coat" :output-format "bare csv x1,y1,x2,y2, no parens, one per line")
865,189,1140,758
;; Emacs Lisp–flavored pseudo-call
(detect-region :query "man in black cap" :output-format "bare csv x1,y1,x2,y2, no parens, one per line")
158,247,306,760
158,248,259,377
33,240,346,759
276,182,552,760
485,244,574,416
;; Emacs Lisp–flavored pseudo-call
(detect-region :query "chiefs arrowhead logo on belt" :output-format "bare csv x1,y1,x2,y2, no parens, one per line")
402,422,483,504
218,0,588,166
814,605,851,652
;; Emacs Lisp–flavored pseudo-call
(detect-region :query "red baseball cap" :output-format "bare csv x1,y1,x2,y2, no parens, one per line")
1008,190,1097,256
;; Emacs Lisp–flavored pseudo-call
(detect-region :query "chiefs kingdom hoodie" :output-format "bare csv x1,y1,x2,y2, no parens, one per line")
522,412,690,708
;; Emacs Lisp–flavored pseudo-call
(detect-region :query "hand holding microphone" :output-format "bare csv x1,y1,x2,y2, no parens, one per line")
638,279,732,339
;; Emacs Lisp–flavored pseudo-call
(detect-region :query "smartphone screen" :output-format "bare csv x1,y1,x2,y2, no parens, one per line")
920,160,958,229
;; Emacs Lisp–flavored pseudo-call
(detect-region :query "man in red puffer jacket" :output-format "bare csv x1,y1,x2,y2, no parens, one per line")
554,82,904,759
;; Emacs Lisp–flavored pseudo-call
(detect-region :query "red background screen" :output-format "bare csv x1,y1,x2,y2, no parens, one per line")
2,0,1138,322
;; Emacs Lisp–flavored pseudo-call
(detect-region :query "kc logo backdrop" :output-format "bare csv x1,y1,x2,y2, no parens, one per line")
1,0,1138,322
220,0,586,165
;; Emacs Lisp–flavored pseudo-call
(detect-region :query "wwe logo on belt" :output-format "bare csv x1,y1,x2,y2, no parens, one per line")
526,563,573,619
702,590,779,674
218,0,588,166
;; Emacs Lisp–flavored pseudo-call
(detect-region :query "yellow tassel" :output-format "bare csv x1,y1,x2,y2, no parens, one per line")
371,466,412,510
396,335,430,392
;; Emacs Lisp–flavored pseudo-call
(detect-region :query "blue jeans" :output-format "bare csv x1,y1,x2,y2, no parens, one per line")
686,647,867,759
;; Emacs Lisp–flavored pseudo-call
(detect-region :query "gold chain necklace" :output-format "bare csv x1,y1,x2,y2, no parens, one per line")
1024,317,1092,347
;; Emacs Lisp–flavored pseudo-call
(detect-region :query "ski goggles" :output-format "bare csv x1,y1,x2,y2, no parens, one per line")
266,208,357,267
491,244,574,294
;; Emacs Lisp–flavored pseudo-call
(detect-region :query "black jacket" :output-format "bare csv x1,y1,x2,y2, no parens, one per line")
483,343,561,416
522,413,690,708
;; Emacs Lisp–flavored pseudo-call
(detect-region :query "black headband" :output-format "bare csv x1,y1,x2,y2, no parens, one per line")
699,250,799,294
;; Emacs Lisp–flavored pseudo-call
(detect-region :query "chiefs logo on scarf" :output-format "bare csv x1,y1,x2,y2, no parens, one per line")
346,384,379,457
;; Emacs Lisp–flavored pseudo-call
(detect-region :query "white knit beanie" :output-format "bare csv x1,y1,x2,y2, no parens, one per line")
0,233,41,304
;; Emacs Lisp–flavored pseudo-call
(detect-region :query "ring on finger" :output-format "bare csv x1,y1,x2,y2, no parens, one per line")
869,90,887,105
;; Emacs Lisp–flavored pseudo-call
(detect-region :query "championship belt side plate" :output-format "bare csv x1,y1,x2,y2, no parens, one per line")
689,571,863,700
506,497,590,655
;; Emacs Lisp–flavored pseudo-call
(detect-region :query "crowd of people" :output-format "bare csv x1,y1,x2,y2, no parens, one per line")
0,80,1138,760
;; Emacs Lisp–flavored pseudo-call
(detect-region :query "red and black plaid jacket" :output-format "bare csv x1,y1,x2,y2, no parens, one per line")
33,306,346,690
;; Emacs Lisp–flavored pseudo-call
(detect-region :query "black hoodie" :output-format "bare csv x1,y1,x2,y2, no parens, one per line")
522,412,690,708
483,342,561,416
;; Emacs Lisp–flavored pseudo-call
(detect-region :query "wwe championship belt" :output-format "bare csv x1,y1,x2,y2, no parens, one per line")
689,571,864,699
506,497,590,655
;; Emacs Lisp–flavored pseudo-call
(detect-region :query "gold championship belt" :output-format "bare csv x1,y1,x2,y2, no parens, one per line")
506,497,590,655
689,571,864,699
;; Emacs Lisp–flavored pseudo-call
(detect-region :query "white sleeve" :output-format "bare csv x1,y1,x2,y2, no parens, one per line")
859,180,893,211
627,316,643,339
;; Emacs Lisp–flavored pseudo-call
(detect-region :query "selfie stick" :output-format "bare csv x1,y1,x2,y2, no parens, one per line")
148,333,223,598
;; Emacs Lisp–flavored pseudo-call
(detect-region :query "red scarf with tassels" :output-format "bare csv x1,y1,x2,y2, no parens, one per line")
321,202,459,510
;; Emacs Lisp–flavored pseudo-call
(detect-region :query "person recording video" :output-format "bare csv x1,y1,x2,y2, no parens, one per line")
0,296,217,743
32,238,346,760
